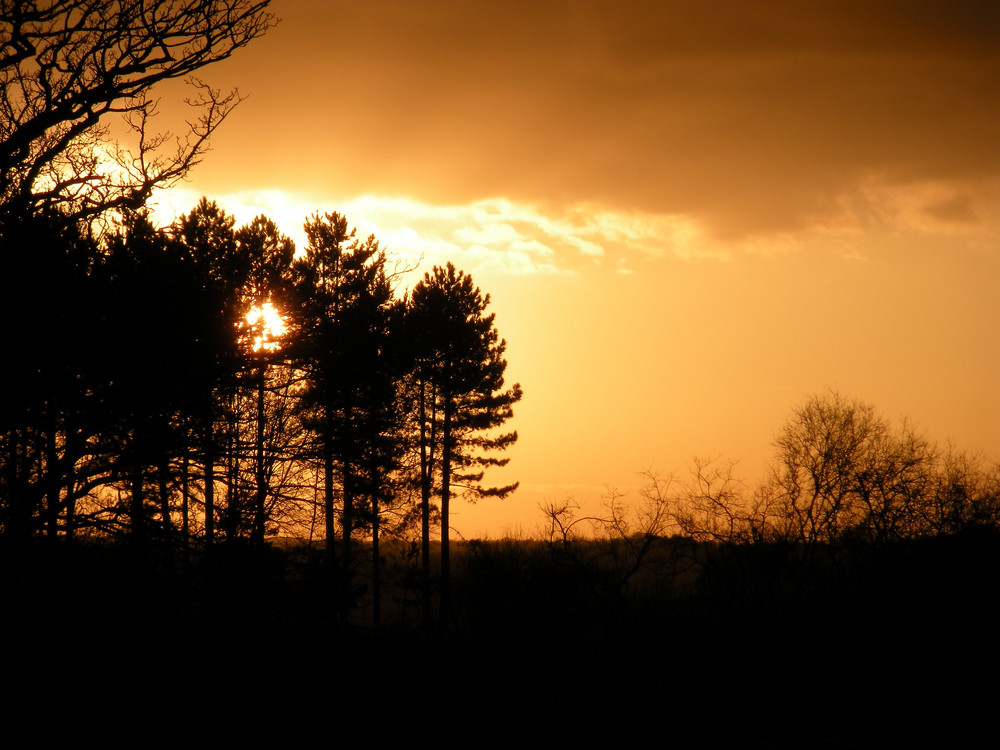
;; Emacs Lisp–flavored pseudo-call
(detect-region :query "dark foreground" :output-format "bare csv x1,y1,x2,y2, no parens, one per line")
3,532,996,746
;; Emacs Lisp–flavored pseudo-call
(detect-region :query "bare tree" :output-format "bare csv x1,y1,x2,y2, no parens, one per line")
674,457,750,543
542,473,678,598
764,391,938,545
927,448,1000,535
0,0,275,220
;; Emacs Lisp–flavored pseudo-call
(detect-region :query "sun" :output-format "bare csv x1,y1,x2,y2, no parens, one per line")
243,301,287,352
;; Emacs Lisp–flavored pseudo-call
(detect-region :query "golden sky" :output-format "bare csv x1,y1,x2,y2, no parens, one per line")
152,0,1000,538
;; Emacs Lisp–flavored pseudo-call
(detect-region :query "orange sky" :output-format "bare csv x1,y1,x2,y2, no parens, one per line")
149,0,999,538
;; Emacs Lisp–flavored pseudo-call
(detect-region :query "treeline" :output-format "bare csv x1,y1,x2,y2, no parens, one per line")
545,391,1000,549
0,201,521,625
0,0,525,630
516,392,1000,694
443,396,1000,732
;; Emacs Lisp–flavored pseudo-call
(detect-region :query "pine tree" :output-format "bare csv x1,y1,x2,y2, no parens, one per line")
290,213,399,616
407,263,522,626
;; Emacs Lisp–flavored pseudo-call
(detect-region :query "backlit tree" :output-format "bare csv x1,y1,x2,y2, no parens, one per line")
0,0,275,222
407,263,521,625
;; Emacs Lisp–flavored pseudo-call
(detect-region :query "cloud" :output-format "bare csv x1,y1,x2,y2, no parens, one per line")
154,186,750,275
836,176,1000,240
182,0,1000,251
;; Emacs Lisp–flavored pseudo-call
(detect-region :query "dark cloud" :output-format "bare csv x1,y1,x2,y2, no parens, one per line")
922,193,979,224
198,0,1000,238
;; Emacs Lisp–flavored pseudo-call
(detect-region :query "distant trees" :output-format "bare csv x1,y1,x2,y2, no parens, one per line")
928,449,1000,535
664,392,1000,548
543,474,678,602
543,390,999,562
760,392,941,545
531,392,999,640
0,0,275,220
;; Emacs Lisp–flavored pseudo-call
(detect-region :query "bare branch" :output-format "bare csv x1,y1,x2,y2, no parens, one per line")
1,0,275,220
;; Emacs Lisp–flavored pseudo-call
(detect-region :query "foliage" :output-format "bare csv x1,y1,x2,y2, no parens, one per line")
407,263,522,501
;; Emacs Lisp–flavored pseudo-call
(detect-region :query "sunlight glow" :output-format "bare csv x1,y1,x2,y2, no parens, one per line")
242,301,287,353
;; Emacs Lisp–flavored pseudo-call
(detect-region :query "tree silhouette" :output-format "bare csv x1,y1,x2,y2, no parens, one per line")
764,391,936,546
98,213,190,546
173,200,303,549
290,212,400,616
233,214,295,546
0,209,101,541
174,198,243,549
0,0,275,221
407,263,521,625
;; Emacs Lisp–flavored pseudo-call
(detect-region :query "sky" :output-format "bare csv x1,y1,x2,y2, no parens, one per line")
148,0,999,539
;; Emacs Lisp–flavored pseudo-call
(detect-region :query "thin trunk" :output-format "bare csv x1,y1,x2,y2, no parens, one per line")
203,417,215,551
252,363,267,545
224,404,240,541
340,466,353,622
45,422,59,537
308,465,319,544
130,438,145,546
341,404,353,580
65,465,76,541
158,455,176,584
419,377,433,629
323,434,335,562
181,444,190,572
158,456,173,551
372,488,381,626
439,389,452,627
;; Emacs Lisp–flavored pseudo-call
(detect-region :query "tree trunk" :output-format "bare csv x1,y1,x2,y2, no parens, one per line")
323,435,335,562
372,489,381,626
130,442,145,546
45,422,59,537
203,417,215,551
340,467,354,622
180,444,190,573
439,389,452,628
252,363,267,546
158,456,174,552
418,377,434,630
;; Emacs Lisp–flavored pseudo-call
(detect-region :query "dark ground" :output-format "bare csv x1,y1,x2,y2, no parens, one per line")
2,532,996,746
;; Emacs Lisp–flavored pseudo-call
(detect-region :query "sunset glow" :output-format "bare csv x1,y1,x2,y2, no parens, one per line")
6,1,997,728
151,0,999,539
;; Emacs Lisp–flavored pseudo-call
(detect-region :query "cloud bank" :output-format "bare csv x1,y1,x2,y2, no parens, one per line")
180,0,998,254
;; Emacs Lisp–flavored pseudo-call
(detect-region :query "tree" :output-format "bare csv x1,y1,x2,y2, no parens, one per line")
0,209,105,541
927,448,1000,535
233,214,295,546
173,200,302,549
0,0,275,221
97,212,194,547
673,457,751,544
542,473,678,600
407,263,521,626
290,212,400,617
764,391,936,546
173,198,242,550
